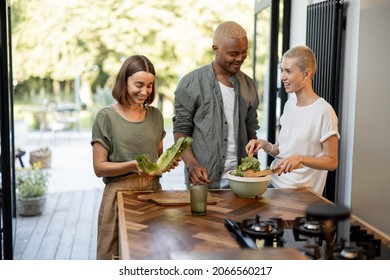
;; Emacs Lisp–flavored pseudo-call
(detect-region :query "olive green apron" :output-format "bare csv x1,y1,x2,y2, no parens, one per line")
96,174,161,260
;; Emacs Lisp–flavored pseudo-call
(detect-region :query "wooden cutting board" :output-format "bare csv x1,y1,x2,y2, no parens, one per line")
137,191,218,206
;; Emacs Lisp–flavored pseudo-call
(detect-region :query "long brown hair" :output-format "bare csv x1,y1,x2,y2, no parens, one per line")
112,55,156,105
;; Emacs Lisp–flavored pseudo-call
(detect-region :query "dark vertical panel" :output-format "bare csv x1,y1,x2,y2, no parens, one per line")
267,0,279,165
279,0,291,116
307,0,343,114
0,0,15,259
8,4,16,221
306,0,344,202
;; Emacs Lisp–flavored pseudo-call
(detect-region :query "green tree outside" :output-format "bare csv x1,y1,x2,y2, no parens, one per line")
11,0,256,129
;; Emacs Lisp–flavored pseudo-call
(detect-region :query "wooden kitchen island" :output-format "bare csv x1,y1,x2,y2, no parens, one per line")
118,188,333,260
118,188,390,260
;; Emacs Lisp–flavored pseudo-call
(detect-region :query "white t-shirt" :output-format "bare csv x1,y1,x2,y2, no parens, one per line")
271,97,340,194
219,82,237,184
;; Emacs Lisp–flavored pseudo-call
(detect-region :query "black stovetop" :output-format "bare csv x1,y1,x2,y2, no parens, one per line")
226,214,390,260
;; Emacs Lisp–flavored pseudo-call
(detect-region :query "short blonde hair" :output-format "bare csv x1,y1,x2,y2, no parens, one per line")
282,46,317,78
213,21,247,46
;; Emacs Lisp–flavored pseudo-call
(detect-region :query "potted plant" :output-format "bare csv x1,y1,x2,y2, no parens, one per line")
16,161,49,216
29,147,52,168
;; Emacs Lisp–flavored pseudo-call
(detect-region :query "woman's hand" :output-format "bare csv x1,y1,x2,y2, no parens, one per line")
273,155,303,175
137,157,182,177
245,139,267,155
165,157,182,173
135,160,151,177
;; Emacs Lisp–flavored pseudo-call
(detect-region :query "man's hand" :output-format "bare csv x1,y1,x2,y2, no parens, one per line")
188,163,210,185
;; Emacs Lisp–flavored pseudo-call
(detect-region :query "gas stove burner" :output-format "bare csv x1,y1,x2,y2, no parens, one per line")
227,214,389,260
239,214,284,241
294,217,328,236
339,247,363,260
331,239,379,260
250,221,274,233
304,219,321,231
293,217,335,245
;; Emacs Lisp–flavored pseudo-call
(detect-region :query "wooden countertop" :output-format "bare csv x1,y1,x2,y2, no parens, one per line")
117,188,331,260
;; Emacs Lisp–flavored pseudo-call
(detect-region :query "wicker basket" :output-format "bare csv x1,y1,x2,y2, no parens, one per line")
17,196,47,216
29,147,52,168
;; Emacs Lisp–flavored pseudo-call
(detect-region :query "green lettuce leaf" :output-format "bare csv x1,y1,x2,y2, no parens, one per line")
157,137,193,173
136,137,193,175
235,156,261,177
136,154,159,175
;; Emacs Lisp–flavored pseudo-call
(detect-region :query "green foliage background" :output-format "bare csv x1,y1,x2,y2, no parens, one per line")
11,0,255,115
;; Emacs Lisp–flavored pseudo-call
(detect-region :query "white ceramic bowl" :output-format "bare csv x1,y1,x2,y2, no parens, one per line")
227,170,271,198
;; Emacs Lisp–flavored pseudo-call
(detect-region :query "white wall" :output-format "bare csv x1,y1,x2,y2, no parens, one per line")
289,0,308,47
290,0,390,236
351,0,390,235
335,0,359,210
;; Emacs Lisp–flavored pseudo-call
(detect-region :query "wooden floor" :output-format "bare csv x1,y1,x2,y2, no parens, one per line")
13,188,103,260
9,130,185,260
